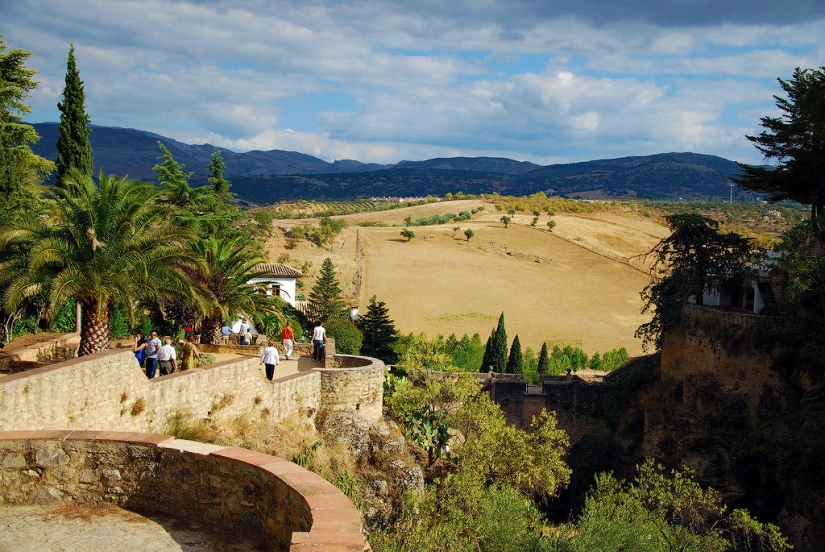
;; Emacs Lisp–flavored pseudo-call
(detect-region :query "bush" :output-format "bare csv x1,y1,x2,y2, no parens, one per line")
325,318,363,354
52,298,77,333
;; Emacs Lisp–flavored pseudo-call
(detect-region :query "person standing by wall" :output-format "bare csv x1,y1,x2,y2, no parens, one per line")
145,331,162,378
180,335,201,371
239,318,250,345
157,337,177,375
280,321,295,360
133,332,147,368
312,321,326,362
221,322,233,345
260,339,280,381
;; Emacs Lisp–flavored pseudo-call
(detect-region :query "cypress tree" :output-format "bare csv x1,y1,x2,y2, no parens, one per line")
481,328,495,371
359,295,398,364
537,342,550,375
55,44,92,187
490,312,508,372
506,335,523,374
206,150,232,200
307,257,348,323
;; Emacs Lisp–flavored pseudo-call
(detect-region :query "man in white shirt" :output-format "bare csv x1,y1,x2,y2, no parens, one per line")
157,337,177,375
260,339,280,381
312,322,326,362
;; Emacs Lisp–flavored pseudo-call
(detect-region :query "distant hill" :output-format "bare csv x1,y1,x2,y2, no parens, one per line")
30,123,747,204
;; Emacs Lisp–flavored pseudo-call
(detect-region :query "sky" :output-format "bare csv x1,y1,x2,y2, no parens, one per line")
5,0,825,166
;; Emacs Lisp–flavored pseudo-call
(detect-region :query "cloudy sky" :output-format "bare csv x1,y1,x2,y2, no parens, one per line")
6,0,824,165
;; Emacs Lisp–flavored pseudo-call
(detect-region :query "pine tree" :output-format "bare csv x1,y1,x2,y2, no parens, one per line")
506,335,523,374
306,257,348,323
55,44,92,187
359,295,398,364
537,342,550,375
490,312,508,372
206,151,232,200
154,142,194,208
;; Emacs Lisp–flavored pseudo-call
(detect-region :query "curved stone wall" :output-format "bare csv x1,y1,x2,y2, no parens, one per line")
317,355,385,422
0,430,366,551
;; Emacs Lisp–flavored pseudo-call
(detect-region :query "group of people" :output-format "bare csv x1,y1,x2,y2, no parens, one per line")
132,318,327,382
220,318,256,345
133,331,201,379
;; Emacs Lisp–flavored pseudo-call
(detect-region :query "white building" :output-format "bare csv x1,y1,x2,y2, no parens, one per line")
248,264,303,307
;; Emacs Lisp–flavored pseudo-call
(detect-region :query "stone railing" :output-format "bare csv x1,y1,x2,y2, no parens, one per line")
317,355,385,422
0,430,366,551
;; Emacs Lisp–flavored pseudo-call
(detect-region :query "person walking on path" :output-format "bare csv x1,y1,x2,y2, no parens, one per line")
145,331,162,378
312,321,327,362
157,337,177,375
133,332,147,368
180,335,201,371
281,321,295,360
260,339,280,381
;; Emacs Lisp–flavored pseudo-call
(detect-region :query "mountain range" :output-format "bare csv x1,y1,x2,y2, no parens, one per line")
30,123,748,205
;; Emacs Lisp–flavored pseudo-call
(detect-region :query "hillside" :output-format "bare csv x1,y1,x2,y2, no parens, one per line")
266,199,669,356
30,123,748,203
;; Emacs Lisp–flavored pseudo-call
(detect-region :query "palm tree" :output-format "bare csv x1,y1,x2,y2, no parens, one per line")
0,172,202,356
189,236,284,344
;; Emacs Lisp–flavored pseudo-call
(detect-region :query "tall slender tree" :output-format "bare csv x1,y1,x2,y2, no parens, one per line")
359,295,398,363
55,44,92,187
306,257,348,324
481,312,509,372
154,141,195,209
206,151,232,200
506,334,523,374
537,342,550,375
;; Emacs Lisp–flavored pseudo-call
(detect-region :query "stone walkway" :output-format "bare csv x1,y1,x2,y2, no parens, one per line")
0,504,264,551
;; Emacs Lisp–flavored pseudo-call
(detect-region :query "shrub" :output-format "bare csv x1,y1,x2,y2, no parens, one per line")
325,318,363,354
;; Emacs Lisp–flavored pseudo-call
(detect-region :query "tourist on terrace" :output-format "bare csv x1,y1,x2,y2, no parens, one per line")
281,321,294,360
239,318,251,345
145,331,162,378
261,339,280,380
180,335,201,371
312,321,327,362
133,332,147,368
221,322,233,345
157,337,177,375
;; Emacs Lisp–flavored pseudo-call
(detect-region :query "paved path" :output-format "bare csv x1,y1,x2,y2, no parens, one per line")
0,504,263,551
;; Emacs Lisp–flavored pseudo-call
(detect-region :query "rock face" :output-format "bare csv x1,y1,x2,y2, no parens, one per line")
641,306,824,552
319,412,423,527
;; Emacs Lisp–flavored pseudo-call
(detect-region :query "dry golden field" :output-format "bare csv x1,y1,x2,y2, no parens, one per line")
265,199,670,357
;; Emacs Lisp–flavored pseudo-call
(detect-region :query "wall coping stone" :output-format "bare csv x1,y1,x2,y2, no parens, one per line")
0,430,366,551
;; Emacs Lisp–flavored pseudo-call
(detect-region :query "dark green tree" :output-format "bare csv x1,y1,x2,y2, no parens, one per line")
0,39,53,205
481,327,495,371
464,228,474,241
636,213,755,351
735,67,825,244
359,295,398,363
326,317,363,355
506,334,523,374
306,257,348,324
206,151,231,200
537,342,550,375
400,228,415,241
481,313,509,373
55,44,92,187
154,142,195,209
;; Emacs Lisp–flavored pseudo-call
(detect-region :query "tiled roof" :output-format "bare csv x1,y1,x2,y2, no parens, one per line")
255,264,302,278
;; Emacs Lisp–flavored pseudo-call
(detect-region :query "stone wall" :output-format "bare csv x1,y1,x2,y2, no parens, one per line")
318,355,385,422
0,430,366,551
0,349,322,433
